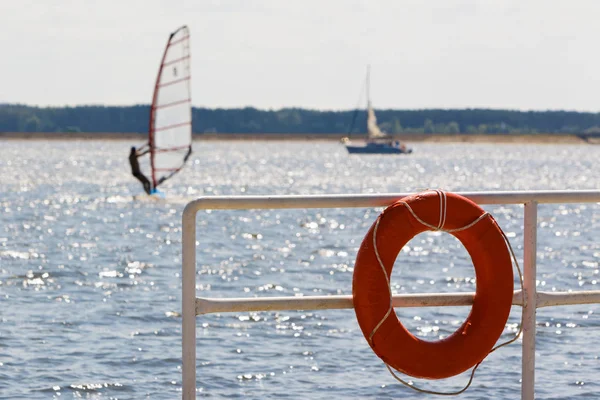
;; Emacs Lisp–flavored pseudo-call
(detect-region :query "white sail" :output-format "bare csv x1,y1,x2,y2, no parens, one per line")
148,25,192,188
367,101,387,139
365,65,387,140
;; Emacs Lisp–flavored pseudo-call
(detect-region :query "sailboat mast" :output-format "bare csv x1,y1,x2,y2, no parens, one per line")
366,65,371,106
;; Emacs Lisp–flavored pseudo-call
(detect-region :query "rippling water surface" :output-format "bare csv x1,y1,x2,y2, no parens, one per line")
1,140,599,399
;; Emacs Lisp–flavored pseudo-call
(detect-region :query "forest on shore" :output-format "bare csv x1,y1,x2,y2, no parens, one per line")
2,104,600,136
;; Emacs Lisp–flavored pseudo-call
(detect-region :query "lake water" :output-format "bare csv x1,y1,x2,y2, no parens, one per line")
1,140,599,399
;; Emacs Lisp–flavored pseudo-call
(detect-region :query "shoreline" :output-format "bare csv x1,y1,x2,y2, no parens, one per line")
0,132,597,144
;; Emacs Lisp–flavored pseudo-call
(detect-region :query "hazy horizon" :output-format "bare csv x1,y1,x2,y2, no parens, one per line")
3,1,600,112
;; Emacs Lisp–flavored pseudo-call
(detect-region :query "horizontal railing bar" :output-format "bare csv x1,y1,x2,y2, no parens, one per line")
536,291,600,308
195,289,600,315
196,291,524,315
184,190,600,213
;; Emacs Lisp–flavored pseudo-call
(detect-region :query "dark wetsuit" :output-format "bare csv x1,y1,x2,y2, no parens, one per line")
129,148,152,195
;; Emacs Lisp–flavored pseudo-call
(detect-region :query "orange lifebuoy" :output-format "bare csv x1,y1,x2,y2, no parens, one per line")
352,190,513,380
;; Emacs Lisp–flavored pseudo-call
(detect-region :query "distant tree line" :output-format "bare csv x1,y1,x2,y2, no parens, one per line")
2,103,600,135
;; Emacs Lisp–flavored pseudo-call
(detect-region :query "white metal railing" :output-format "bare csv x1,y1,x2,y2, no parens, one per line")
182,190,600,400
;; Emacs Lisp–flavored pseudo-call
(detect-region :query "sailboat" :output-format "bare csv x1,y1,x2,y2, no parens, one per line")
134,25,193,197
343,67,412,154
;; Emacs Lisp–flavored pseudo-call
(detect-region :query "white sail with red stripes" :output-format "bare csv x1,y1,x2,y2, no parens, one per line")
148,25,192,188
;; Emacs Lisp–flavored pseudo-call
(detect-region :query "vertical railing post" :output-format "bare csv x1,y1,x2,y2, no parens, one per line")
182,204,197,399
522,201,538,400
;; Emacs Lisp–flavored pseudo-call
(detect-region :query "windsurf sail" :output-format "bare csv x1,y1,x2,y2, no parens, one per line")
147,25,192,189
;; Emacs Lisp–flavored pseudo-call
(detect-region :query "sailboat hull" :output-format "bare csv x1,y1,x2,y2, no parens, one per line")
345,142,412,154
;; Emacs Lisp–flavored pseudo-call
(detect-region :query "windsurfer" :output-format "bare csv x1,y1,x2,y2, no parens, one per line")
129,145,152,195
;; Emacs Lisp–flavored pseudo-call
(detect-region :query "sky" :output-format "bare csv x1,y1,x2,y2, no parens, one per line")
2,0,600,111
